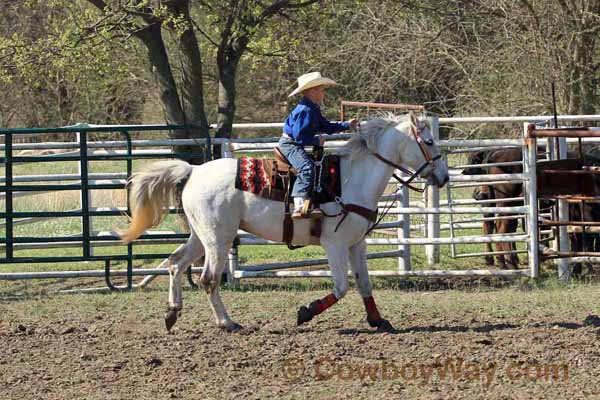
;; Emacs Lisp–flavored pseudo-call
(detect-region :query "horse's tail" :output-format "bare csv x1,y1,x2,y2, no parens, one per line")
119,159,193,244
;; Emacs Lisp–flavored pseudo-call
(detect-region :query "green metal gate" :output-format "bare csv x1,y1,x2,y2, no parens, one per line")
0,123,210,291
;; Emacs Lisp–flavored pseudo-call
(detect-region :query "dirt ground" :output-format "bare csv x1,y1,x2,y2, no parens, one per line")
1,283,599,400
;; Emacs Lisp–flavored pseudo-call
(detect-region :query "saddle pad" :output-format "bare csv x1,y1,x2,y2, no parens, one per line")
234,155,341,204
235,157,288,202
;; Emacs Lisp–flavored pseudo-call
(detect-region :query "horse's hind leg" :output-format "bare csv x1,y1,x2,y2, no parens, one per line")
349,239,394,333
165,231,205,331
200,245,241,332
136,244,185,289
494,218,508,268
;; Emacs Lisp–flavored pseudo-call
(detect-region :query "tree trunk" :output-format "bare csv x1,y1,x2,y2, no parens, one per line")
135,23,185,128
168,0,210,164
86,1,201,158
213,36,248,159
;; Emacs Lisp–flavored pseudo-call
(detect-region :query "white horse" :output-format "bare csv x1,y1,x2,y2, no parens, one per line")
119,113,449,333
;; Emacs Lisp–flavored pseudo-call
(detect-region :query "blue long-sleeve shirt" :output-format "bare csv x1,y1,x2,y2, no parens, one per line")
283,97,350,146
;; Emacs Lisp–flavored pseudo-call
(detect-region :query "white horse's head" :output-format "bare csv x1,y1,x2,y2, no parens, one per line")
350,113,449,188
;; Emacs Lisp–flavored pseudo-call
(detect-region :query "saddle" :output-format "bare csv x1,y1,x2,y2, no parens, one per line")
234,148,341,248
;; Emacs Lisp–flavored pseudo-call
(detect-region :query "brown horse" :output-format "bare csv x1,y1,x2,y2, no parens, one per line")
465,147,600,273
463,148,523,268
567,152,600,275
569,200,600,275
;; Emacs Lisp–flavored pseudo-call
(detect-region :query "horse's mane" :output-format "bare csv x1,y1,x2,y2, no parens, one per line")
338,112,414,161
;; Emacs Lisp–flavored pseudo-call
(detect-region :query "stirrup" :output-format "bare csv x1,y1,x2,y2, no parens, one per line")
292,199,322,219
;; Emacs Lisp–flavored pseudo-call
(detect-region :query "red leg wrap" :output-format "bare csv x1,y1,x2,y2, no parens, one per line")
363,296,381,321
310,293,338,315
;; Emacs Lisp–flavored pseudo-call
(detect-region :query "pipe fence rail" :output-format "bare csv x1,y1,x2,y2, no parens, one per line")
1,114,600,290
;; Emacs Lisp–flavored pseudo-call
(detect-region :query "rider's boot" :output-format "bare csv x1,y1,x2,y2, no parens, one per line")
292,197,322,219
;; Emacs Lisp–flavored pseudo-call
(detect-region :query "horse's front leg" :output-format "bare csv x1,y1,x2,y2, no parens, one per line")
296,244,349,326
482,215,495,266
349,239,395,333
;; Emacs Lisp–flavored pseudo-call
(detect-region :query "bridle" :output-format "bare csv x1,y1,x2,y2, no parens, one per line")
371,120,442,193
325,117,443,235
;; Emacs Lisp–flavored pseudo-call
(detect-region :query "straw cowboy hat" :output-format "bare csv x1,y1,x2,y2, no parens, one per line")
288,72,337,97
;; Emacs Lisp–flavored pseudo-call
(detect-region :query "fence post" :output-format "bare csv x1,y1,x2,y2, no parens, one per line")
421,186,427,236
221,139,239,286
76,131,93,258
556,136,571,280
426,116,441,265
227,243,239,287
547,136,559,257
445,153,457,259
397,181,411,272
523,123,540,278
221,139,234,159
4,131,13,260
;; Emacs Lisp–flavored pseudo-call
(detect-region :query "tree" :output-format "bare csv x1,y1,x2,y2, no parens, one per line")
189,0,320,157
0,0,146,128
517,0,600,116
2,0,599,143
84,0,323,158
84,0,210,163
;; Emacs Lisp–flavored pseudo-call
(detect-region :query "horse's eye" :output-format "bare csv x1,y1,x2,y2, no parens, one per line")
424,138,433,146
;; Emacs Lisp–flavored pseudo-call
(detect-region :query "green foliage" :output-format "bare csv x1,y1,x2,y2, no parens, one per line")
0,0,147,127
1,0,599,134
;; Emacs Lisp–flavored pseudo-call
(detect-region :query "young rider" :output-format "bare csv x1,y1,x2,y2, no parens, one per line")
279,72,358,218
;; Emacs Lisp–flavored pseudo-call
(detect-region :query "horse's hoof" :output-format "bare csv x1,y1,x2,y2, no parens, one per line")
297,306,314,326
220,322,244,333
367,316,395,333
165,308,180,332
376,319,396,333
366,315,380,328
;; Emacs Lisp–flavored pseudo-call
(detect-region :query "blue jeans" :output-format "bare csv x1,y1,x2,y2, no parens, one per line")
278,136,314,198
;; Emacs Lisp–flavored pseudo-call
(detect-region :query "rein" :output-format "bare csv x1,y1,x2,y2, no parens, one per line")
372,152,441,193
371,118,442,194
366,119,442,234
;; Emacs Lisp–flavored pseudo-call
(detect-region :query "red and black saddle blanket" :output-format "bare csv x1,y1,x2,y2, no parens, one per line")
234,155,341,205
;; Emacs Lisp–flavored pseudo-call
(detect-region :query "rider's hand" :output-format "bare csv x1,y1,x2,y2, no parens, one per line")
319,136,326,146
348,119,359,131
